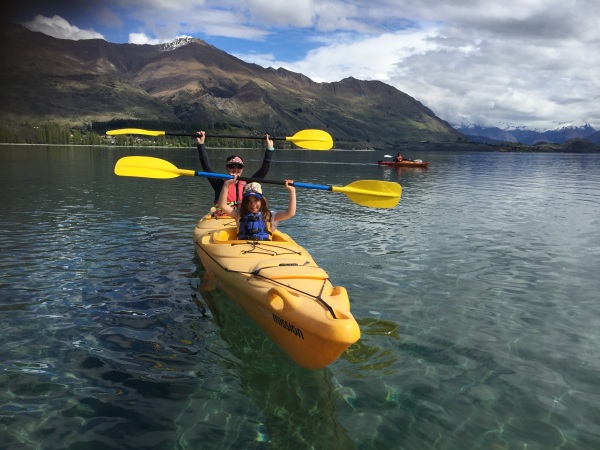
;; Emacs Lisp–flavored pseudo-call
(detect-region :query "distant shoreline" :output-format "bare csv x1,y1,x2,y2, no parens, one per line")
0,143,376,151
1,142,598,153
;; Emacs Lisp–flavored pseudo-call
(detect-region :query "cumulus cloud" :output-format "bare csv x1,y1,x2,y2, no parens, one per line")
232,0,600,129
128,32,162,45
22,15,105,41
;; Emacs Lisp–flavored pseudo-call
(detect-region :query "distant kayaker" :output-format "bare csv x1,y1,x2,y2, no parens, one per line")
394,152,414,162
218,177,296,241
196,130,274,215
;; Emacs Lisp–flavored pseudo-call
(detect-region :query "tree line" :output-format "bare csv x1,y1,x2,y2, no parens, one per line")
0,122,104,145
0,120,280,149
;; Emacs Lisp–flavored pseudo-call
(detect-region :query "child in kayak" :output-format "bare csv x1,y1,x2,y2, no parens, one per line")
218,177,296,241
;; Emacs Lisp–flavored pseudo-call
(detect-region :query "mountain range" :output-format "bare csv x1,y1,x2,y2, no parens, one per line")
1,22,598,151
455,124,600,145
0,22,462,149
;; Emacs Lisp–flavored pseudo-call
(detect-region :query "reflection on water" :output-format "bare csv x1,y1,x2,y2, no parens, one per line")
1,146,600,448
177,269,356,449
341,318,400,370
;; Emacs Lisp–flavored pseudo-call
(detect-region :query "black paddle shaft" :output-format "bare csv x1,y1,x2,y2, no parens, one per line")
166,132,284,140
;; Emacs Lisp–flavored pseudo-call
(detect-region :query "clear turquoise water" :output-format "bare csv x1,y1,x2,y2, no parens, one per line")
1,145,599,449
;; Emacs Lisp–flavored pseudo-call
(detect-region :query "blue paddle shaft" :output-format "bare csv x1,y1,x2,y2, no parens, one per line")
194,171,332,191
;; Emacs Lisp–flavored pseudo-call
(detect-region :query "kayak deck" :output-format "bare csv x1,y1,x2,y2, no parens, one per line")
193,213,360,369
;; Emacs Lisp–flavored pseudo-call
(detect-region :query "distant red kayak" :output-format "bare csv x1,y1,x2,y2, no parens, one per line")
378,160,430,168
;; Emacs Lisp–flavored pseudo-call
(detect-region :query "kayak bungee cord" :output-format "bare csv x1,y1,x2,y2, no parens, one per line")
239,241,303,257
195,241,338,318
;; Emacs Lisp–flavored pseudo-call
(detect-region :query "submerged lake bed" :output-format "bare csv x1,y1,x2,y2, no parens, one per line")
1,145,599,449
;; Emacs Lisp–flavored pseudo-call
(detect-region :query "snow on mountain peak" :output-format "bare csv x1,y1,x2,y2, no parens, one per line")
160,36,194,51
454,120,594,134
548,120,591,131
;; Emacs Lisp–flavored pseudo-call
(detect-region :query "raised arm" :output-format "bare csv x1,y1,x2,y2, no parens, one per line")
218,177,239,219
273,180,296,222
250,134,274,179
196,131,214,172
197,130,225,199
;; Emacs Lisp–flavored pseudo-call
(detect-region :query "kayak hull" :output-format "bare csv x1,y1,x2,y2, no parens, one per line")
378,160,430,168
193,212,360,369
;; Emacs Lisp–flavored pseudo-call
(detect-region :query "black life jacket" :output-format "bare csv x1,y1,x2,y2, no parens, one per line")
238,212,272,241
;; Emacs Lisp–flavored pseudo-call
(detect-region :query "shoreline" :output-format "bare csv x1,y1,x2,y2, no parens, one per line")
1,142,599,153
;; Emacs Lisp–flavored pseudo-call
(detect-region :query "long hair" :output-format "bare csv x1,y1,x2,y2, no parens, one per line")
239,195,271,224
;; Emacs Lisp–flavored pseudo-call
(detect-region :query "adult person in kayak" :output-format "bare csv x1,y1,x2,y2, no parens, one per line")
218,177,296,241
196,130,274,215
394,152,413,162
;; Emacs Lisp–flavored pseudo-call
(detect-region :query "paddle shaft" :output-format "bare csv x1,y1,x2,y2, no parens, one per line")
195,172,333,191
189,172,398,199
163,132,286,141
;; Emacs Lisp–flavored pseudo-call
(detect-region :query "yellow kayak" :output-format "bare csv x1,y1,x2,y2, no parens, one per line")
193,212,360,369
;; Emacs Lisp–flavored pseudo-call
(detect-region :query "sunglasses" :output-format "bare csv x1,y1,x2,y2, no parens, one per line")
226,163,243,169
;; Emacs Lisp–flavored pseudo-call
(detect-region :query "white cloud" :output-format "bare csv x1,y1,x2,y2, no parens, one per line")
22,15,105,41
128,32,162,45
229,0,600,129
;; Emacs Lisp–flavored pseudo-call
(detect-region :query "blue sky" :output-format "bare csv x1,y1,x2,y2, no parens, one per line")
5,0,600,130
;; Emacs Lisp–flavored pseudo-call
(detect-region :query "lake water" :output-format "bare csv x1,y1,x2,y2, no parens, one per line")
1,144,599,449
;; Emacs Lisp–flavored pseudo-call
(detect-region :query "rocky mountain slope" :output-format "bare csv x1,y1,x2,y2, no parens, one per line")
0,22,462,148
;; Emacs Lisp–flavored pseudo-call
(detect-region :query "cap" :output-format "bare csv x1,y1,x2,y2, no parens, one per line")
243,182,263,199
226,156,244,167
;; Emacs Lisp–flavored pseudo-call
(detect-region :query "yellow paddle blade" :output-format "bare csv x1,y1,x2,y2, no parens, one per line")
107,128,166,136
287,129,333,150
333,180,402,209
114,156,195,179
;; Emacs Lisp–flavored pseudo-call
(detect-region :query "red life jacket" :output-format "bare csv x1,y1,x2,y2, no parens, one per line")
227,180,246,204
213,180,247,216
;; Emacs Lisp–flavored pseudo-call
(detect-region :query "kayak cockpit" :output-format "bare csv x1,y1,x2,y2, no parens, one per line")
211,226,292,244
